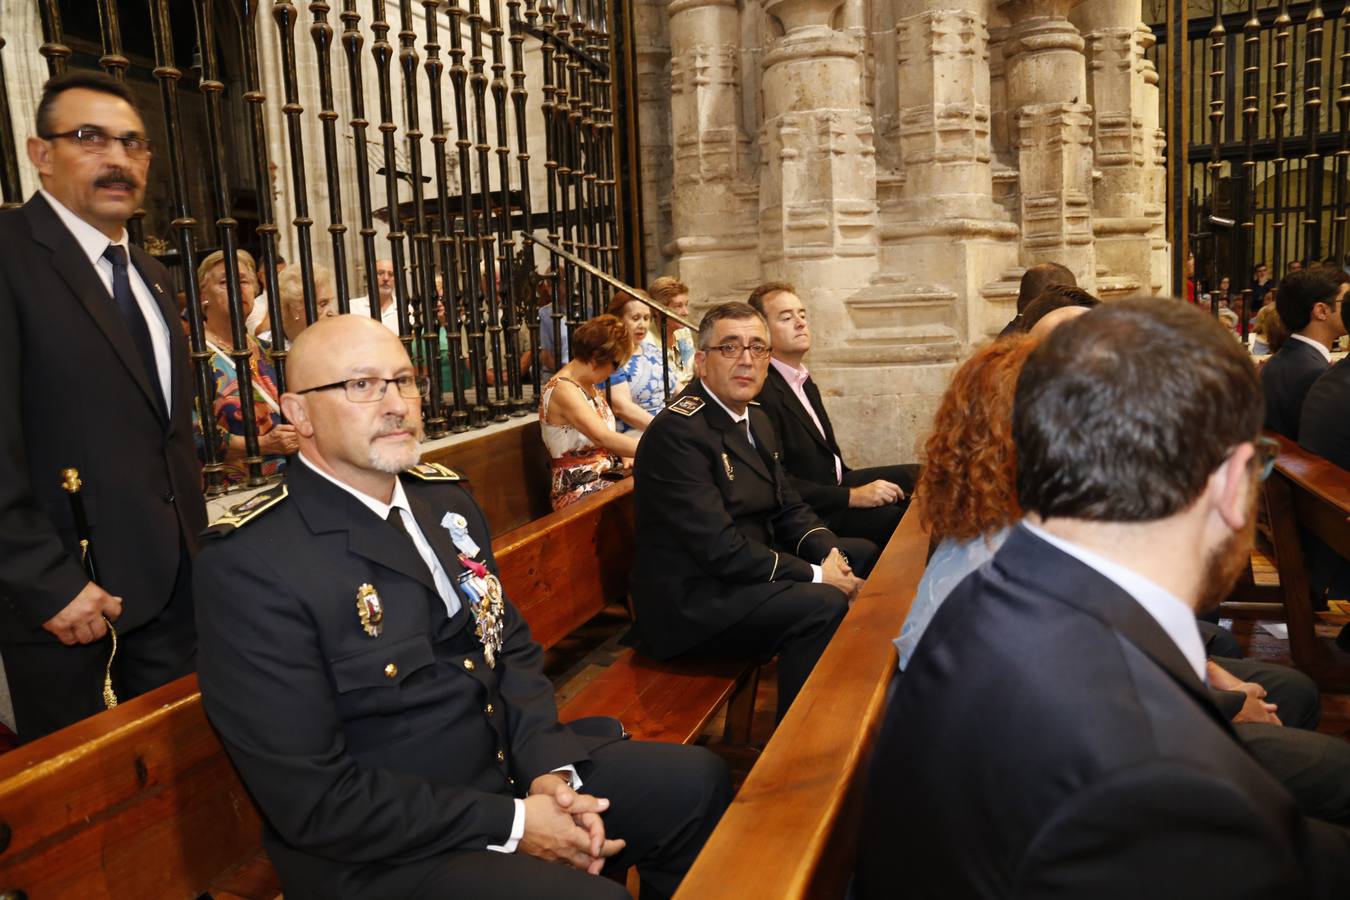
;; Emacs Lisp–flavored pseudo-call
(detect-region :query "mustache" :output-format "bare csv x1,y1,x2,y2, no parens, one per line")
373,417,414,437
94,168,140,190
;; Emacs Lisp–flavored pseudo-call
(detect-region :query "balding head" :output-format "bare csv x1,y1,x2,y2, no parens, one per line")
1029,304,1089,338
282,315,423,501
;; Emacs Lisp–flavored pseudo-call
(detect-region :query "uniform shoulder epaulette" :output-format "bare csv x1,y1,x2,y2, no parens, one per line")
668,395,705,417
403,461,464,481
201,483,288,540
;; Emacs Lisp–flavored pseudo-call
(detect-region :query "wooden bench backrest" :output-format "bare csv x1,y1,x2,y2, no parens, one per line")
422,419,554,537
0,479,634,898
1267,432,1350,559
674,502,930,900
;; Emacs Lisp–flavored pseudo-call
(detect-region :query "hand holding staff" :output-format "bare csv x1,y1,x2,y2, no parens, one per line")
56,468,121,709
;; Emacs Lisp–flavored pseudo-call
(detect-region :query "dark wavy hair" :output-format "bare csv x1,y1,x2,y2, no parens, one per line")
915,335,1039,542
1014,298,1263,522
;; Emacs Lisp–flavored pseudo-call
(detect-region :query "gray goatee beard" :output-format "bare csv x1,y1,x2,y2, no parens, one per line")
368,418,422,473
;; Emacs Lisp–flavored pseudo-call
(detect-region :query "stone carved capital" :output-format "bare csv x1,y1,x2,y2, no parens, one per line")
1003,17,1085,60
895,8,989,66
667,0,737,18
764,0,846,36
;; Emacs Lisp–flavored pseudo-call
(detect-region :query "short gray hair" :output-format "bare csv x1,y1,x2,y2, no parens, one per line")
276,263,335,310
697,301,768,350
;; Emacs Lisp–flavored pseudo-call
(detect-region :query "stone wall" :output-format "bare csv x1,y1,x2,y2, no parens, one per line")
642,0,1167,465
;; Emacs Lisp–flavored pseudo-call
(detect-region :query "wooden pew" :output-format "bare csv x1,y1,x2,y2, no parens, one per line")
1262,432,1350,690
0,477,754,898
673,501,930,900
421,418,553,536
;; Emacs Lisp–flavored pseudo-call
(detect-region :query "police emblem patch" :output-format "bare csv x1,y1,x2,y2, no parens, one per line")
669,395,705,417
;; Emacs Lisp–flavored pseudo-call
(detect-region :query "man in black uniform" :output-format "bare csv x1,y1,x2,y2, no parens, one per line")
194,315,729,900
749,281,912,549
0,72,205,740
631,302,877,721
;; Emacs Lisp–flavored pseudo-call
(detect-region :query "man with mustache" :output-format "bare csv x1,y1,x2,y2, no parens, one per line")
0,72,205,741
194,314,730,899
855,300,1350,898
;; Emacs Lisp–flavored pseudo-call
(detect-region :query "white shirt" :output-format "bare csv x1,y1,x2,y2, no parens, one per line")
42,188,172,411
246,291,269,336
297,452,579,852
704,386,824,584
1023,521,1208,683
769,357,843,484
351,294,400,335
1289,332,1333,363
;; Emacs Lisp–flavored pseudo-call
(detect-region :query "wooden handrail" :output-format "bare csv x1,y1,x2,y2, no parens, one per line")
674,501,930,900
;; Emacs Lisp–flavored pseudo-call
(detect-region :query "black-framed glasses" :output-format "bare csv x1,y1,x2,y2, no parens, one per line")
296,375,428,403
709,341,771,360
1254,436,1280,482
41,127,152,160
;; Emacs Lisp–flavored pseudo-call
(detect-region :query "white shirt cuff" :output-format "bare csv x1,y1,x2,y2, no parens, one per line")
552,764,583,791
811,563,822,584
487,799,526,853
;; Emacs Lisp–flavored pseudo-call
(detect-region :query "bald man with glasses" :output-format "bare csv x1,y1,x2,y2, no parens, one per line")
629,302,879,721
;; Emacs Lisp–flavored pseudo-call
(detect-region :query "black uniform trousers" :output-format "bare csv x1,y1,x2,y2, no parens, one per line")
0,542,196,740
831,465,913,551
342,739,732,900
686,536,878,721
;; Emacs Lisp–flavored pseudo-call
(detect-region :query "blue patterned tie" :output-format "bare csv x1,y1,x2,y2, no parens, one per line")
102,244,161,408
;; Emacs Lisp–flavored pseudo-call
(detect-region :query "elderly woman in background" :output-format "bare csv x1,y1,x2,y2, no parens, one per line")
648,276,696,390
271,263,338,342
194,249,298,485
540,314,640,510
604,291,677,433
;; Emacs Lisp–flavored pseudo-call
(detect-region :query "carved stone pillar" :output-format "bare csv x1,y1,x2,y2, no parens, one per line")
1000,0,1096,288
666,0,758,306
759,0,877,322
1073,0,1158,297
635,0,675,278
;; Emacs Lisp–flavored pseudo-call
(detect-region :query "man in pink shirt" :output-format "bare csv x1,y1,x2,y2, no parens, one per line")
749,282,913,549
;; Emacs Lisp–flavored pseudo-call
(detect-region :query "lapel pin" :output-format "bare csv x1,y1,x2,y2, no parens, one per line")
721,452,735,481
356,583,384,637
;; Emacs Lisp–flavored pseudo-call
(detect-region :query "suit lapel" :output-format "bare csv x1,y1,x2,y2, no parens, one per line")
700,384,773,482
24,195,165,421
767,365,834,456
405,489,471,581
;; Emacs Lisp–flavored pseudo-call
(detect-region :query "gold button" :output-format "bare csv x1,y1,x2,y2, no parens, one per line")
384,663,398,678
496,750,506,763
463,659,476,672
485,703,495,716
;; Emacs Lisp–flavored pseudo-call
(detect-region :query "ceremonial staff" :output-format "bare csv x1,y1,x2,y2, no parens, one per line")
60,468,118,709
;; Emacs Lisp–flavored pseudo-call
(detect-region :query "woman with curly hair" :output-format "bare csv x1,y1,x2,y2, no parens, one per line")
894,335,1038,669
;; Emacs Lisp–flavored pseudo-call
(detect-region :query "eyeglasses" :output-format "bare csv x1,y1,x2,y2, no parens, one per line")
41,127,153,160
296,375,428,403
709,341,771,360
1254,436,1280,482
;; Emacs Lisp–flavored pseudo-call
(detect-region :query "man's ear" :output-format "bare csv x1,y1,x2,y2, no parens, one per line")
1214,442,1256,531
693,349,707,380
280,393,315,437
26,136,53,177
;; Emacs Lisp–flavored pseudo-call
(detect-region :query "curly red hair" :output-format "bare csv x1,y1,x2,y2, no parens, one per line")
915,335,1039,543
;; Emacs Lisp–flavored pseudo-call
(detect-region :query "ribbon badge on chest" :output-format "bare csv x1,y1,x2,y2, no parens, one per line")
444,512,503,667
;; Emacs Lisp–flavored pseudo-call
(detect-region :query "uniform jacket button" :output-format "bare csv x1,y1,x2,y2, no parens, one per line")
463,659,476,672
496,750,506,763
163,492,174,503
485,703,495,716
384,663,398,678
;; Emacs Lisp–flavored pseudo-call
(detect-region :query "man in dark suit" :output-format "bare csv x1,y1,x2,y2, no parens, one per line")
748,282,912,549
855,299,1350,898
0,72,205,741
631,302,876,721
195,315,730,899
1299,361,1350,652
1261,268,1347,439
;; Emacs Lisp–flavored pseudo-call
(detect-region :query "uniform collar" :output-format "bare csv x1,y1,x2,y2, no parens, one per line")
297,452,411,522
703,383,750,427
40,187,128,268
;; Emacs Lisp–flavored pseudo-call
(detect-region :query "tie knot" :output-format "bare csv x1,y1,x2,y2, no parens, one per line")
103,244,129,268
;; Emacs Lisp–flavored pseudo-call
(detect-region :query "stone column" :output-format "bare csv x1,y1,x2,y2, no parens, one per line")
759,0,877,304
999,0,1096,289
634,0,675,279
666,0,758,307
1073,0,1158,297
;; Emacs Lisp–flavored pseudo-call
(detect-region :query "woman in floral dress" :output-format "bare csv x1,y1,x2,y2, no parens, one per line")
604,292,678,434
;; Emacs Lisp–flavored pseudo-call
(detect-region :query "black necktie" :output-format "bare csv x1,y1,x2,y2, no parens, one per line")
102,244,161,402
387,507,414,543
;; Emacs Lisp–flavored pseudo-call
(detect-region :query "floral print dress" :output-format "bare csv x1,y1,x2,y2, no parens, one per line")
539,375,621,510
606,337,677,433
194,336,287,486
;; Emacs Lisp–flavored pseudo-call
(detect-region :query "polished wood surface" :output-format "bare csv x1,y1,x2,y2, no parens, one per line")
494,479,634,650
422,418,553,536
0,675,273,899
674,502,930,900
1264,432,1350,690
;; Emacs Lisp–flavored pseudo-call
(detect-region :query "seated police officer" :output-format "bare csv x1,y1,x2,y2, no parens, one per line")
630,302,878,721
194,315,729,900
